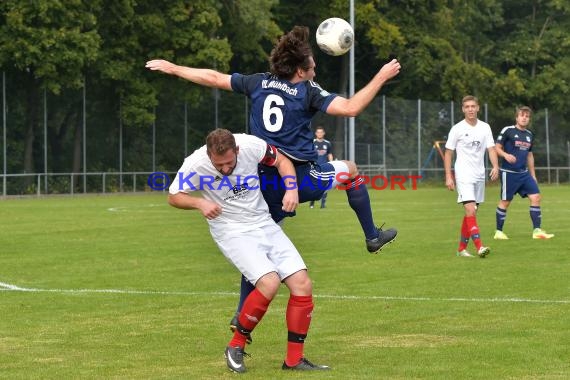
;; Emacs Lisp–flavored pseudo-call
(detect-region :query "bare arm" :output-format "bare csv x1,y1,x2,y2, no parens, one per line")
272,151,298,212
495,142,516,164
444,148,455,191
327,153,334,161
145,59,232,90
326,59,401,117
168,192,223,220
488,146,499,181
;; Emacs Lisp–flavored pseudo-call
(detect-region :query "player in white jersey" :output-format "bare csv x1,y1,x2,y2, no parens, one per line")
444,95,499,258
168,129,329,373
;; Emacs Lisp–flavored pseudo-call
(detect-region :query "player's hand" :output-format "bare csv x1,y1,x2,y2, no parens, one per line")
281,189,299,212
489,167,499,181
199,199,223,220
504,153,516,164
445,174,455,191
145,59,176,74
378,59,401,81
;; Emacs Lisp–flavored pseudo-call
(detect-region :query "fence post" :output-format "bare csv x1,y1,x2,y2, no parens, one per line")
545,108,551,184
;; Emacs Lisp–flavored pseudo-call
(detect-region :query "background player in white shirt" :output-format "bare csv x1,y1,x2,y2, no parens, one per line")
444,95,499,258
169,129,329,372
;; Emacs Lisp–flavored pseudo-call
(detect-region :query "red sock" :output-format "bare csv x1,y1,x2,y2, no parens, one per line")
458,217,470,251
229,288,270,348
285,294,314,367
465,215,482,250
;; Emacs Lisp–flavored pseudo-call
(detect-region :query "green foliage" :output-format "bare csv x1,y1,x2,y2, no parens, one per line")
1,0,570,176
0,0,101,93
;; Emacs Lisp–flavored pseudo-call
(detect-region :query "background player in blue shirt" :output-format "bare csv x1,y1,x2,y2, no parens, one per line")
309,126,333,209
494,106,554,240
147,25,401,343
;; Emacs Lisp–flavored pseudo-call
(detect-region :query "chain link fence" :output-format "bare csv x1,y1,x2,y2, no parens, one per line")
2,77,569,195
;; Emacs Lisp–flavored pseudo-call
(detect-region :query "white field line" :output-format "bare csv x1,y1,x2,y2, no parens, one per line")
1,281,568,304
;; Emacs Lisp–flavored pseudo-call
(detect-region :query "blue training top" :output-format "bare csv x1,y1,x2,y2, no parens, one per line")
496,126,534,173
231,73,337,162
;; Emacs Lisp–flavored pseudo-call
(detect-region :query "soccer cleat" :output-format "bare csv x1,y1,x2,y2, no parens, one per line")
532,228,554,239
456,249,474,257
229,313,252,345
282,357,331,371
366,225,398,253
224,346,249,373
493,230,509,240
477,246,490,258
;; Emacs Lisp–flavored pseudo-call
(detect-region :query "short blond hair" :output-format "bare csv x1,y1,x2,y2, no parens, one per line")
462,95,479,105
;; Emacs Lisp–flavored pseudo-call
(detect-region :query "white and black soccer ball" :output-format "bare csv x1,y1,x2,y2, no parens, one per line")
316,18,354,56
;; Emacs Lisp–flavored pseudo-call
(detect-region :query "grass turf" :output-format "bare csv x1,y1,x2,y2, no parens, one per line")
1,184,569,379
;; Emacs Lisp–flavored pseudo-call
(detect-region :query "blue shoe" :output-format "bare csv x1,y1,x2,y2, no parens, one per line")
366,225,397,253
224,346,249,373
282,357,330,371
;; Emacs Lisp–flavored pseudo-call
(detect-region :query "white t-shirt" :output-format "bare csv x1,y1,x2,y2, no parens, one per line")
445,119,495,182
170,134,274,232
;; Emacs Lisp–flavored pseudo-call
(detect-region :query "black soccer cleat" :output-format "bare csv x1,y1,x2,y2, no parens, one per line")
224,346,249,373
282,357,331,371
229,313,252,344
366,225,398,253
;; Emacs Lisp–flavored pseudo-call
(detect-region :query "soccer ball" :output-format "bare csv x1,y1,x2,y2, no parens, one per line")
316,18,354,56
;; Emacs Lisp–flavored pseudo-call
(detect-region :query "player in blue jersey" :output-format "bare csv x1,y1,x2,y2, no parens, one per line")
147,25,401,343
493,106,554,240
309,126,333,209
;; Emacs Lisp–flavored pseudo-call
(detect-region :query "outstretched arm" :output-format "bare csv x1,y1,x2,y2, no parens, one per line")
145,59,232,90
326,59,401,117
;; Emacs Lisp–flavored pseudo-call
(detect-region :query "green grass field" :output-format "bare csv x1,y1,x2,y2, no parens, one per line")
1,184,569,379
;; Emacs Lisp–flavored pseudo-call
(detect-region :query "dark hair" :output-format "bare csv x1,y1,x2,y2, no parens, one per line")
206,128,236,156
269,26,314,80
516,106,532,116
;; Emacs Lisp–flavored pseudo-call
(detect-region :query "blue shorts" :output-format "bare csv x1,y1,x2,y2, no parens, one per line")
259,162,337,222
499,170,540,201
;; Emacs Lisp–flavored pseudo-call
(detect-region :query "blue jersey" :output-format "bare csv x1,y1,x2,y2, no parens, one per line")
230,73,337,162
496,126,534,173
314,139,332,165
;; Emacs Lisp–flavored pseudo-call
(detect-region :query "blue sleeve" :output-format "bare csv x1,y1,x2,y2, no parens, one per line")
231,73,265,96
305,80,337,113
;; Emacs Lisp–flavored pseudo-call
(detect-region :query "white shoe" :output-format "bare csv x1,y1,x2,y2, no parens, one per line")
493,230,509,240
456,249,474,257
532,228,554,239
477,246,490,258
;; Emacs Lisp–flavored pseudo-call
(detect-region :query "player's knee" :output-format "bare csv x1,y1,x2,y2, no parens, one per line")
342,160,359,178
286,271,313,295
256,272,281,299
529,193,541,204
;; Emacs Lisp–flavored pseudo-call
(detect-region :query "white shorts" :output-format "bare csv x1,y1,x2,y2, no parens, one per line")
212,221,306,285
456,180,485,204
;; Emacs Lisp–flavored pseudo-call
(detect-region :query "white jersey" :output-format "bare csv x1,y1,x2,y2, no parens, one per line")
445,119,495,182
170,134,273,233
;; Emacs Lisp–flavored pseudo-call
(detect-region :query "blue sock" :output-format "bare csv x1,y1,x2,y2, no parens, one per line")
236,275,255,313
530,206,541,229
321,192,328,208
496,207,507,231
345,179,378,240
